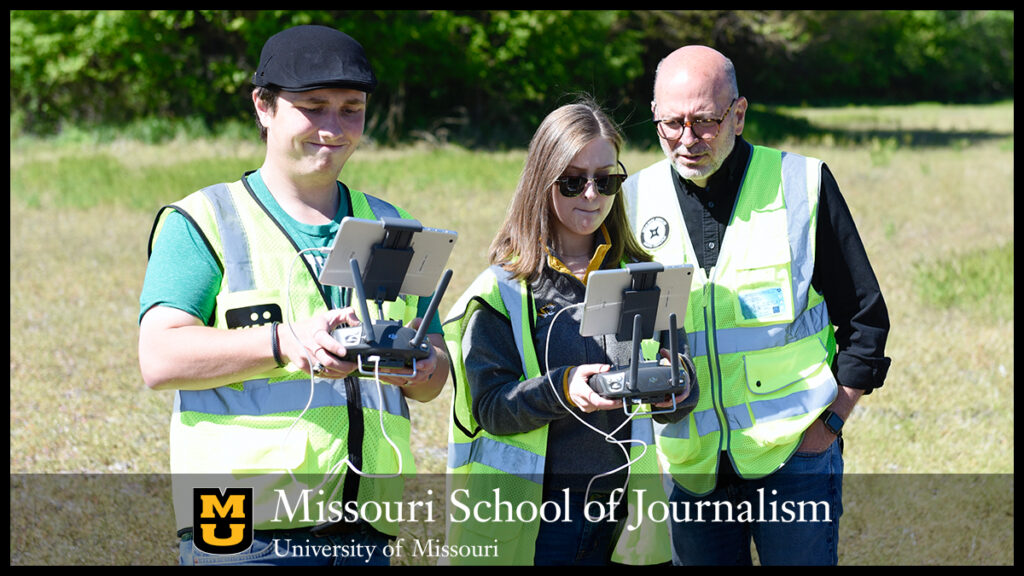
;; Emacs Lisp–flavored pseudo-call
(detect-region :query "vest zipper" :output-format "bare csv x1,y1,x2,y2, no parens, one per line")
340,374,364,508
703,275,730,456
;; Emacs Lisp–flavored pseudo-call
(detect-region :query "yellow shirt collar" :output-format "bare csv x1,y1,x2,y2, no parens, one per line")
546,224,612,284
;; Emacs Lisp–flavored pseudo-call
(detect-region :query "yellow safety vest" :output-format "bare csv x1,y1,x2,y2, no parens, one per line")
149,178,421,535
441,265,672,565
624,146,838,496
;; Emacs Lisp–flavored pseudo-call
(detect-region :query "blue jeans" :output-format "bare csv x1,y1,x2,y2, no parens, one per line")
179,525,392,566
532,491,623,565
669,438,844,566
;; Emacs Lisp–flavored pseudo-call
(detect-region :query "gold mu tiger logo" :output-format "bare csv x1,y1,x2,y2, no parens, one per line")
193,487,254,555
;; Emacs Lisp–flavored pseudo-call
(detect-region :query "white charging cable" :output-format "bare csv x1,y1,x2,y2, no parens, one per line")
543,302,647,509
277,248,404,495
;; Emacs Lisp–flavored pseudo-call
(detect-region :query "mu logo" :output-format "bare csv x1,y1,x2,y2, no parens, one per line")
192,487,253,555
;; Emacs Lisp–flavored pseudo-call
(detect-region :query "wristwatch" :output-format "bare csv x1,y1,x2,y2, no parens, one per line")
819,409,845,436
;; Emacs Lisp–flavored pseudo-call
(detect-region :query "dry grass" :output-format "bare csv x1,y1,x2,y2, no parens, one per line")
9,101,1013,564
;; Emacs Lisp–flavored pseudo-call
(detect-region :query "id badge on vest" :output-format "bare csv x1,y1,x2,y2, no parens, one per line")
732,264,794,327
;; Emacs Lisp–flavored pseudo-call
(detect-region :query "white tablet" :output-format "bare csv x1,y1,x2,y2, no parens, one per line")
318,217,457,297
579,263,694,338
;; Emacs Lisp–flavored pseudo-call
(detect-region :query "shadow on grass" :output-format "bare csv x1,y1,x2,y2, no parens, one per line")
620,105,1012,152
746,107,1013,148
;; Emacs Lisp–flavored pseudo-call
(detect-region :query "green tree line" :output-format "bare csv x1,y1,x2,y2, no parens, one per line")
10,10,1014,146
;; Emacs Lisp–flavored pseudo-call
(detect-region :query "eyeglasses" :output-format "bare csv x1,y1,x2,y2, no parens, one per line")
653,98,738,141
555,162,628,197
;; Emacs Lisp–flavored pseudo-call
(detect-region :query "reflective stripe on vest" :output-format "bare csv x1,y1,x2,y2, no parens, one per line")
198,183,401,294
177,376,410,420
442,265,671,565
158,180,415,533
447,434,544,485
625,146,838,496
444,265,547,485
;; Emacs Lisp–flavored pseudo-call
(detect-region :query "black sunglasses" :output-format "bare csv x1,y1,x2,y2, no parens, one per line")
555,161,628,197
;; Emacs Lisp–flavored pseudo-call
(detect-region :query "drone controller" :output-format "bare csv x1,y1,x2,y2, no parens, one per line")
589,361,694,405
332,321,431,371
587,312,698,414
324,217,453,377
582,263,698,415
331,257,452,376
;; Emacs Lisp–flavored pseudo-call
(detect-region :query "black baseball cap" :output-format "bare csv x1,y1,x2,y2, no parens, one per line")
252,25,378,93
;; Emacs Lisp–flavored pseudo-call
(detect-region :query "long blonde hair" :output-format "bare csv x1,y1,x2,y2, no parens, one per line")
489,97,651,282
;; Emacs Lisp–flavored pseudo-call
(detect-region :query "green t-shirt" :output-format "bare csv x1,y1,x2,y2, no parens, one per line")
139,170,442,335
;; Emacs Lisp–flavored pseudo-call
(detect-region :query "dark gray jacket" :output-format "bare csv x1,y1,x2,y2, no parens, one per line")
461,247,689,494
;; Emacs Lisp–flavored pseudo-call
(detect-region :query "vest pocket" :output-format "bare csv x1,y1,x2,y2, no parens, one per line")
727,201,794,327
450,472,534,544
742,336,829,396
222,426,312,474
656,417,701,464
731,263,794,327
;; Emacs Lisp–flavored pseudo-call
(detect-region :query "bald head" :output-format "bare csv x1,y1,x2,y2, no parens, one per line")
654,46,738,107
651,45,746,187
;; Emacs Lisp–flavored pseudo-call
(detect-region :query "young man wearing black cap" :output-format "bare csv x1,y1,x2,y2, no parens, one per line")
139,25,449,565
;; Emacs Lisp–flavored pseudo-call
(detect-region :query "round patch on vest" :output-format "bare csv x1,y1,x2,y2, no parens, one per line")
640,216,670,250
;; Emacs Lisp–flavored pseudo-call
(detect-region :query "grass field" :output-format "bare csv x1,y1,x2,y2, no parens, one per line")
9,101,1013,565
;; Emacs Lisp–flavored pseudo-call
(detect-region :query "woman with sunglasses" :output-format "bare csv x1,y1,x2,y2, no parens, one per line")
442,98,694,566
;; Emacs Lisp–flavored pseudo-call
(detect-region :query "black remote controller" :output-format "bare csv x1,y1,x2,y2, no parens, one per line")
331,322,430,370
589,361,692,404
332,256,452,376
586,309,698,413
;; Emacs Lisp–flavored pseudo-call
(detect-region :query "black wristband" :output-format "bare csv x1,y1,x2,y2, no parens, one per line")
271,321,286,368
